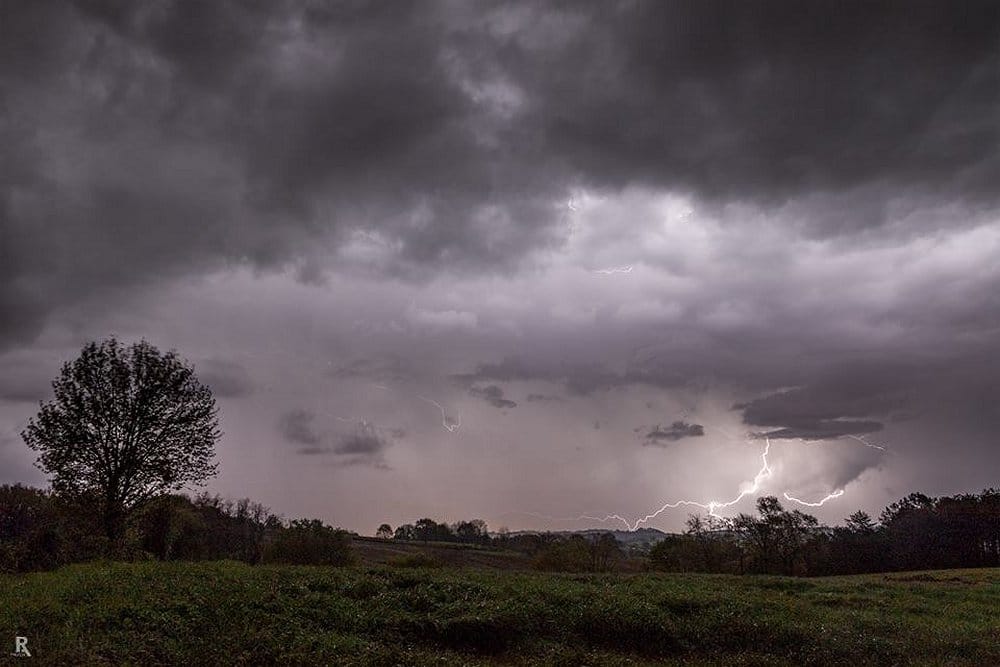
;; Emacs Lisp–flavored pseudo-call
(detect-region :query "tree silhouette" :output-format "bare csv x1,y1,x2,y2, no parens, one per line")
22,338,219,544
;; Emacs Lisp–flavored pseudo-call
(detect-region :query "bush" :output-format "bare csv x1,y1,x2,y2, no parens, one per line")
262,519,356,566
532,536,591,572
132,495,209,561
532,533,622,572
0,485,70,572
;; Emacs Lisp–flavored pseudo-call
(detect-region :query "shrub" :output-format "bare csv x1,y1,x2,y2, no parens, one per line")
262,519,356,566
132,495,209,561
532,536,591,572
0,484,70,572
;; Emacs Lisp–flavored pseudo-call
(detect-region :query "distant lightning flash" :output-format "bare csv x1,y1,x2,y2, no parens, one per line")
363,383,460,434
419,396,461,433
846,434,887,451
593,265,634,275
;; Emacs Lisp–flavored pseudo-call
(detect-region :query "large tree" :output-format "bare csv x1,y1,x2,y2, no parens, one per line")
22,338,219,543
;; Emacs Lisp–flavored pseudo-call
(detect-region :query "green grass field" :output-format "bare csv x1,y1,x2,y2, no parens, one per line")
1,562,997,665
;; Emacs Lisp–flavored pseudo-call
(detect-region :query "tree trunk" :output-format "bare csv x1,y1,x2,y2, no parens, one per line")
104,502,125,552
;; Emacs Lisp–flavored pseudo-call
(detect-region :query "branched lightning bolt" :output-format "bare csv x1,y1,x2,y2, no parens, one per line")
517,438,776,531
418,396,461,433
776,433,886,508
517,420,884,530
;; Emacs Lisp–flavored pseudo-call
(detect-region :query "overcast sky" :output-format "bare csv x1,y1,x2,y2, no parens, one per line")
2,1,998,533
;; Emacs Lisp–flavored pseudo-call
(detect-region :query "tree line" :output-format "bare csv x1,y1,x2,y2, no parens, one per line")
649,490,1000,576
0,485,354,572
378,487,1000,576
378,517,491,544
377,516,627,572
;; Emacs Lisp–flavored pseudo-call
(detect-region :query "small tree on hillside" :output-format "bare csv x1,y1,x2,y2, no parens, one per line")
22,338,219,544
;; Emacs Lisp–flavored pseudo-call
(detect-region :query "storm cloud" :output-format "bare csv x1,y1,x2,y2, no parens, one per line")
1,1,998,532
468,384,517,409
278,409,323,448
644,421,706,445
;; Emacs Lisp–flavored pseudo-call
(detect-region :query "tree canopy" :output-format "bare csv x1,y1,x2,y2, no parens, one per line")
22,338,219,541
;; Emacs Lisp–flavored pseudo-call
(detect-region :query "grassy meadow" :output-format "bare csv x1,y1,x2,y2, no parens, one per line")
1,561,997,665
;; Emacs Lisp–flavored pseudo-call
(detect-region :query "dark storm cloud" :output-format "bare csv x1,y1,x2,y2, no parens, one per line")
279,410,397,467
468,384,517,409
331,421,396,469
334,430,388,456
644,421,705,445
734,352,1000,446
277,409,322,447
755,422,884,441
2,0,997,350
736,369,909,439
197,359,253,398
536,1,1000,212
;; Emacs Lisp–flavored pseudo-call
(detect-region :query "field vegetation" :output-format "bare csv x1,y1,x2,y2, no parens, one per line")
1,561,997,665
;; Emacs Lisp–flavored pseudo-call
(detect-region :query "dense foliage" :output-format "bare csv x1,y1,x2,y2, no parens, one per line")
0,487,353,572
649,490,1000,576
22,339,219,543
262,519,355,566
390,517,491,544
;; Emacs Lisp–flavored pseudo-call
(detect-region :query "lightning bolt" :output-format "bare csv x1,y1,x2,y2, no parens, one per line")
362,383,460,434
517,421,876,530
782,489,845,507
593,265,634,275
517,438,776,531
846,434,887,451
418,396,461,433
776,433,886,509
